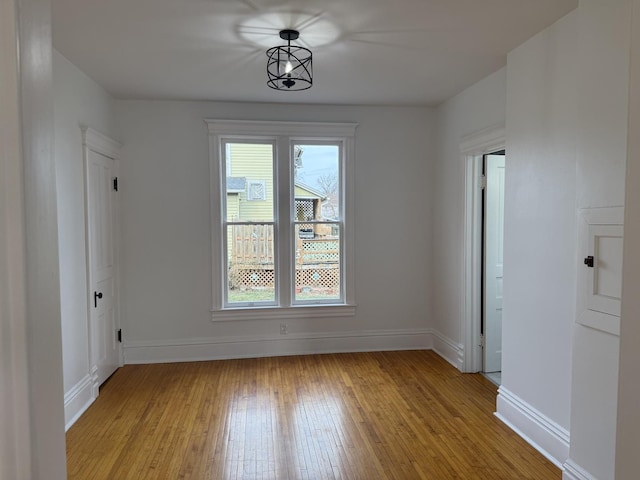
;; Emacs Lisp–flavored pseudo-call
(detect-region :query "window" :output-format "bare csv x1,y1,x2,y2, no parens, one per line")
247,180,267,201
207,120,357,321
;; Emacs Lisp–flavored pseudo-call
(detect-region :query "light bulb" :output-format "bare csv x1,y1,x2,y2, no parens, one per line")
285,60,293,74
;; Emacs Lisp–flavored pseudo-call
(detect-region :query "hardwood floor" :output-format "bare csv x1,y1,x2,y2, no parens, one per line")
66,351,560,479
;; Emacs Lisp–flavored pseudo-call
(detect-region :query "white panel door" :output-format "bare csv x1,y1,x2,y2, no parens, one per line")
484,154,505,373
587,224,624,316
86,149,120,387
576,207,624,336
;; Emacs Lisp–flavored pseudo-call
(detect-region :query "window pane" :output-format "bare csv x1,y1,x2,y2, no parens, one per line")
224,143,274,222
294,223,340,302
227,224,275,304
293,145,340,220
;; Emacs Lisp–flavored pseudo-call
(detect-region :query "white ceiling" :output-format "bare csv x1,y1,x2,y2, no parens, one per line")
52,0,577,106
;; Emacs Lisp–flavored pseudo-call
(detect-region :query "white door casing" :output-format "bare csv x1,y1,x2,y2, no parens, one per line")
82,127,122,394
483,154,505,373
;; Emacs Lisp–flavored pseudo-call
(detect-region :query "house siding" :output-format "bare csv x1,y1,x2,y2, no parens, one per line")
228,143,274,222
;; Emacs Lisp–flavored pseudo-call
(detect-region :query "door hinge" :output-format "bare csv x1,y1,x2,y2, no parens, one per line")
480,334,485,348
479,175,487,189
117,329,122,343
94,291,103,308
113,177,119,191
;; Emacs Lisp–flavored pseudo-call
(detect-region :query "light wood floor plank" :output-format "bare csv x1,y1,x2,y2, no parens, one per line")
66,351,561,479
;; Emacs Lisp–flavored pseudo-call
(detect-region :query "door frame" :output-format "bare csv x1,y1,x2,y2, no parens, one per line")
1,0,32,474
81,126,123,396
460,124,505,373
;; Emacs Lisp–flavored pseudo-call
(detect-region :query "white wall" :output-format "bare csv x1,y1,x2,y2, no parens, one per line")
1,0,32,476
53,49,118,427
495,1,632,477
566,0,631,478
616,1,640,477
17,0,67,477
499,11,578,465
431,68,506,362
574,0,630,210
115,101,435,361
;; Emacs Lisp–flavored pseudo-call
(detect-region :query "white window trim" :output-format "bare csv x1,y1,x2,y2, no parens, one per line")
206,119,358,321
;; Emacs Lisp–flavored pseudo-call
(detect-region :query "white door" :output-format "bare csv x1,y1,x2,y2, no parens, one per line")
86,147,120,388
483,154,505,373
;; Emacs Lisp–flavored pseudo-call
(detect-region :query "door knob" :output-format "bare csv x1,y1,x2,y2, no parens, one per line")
94,291,103,308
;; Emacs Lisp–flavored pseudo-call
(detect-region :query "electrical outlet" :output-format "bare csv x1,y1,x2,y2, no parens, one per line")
280,323,288,335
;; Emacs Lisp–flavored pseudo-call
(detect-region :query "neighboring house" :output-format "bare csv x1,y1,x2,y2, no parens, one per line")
226,177,327,225
294,182,327,224
225,143,327,224
226,143,274,222
225,176,245,221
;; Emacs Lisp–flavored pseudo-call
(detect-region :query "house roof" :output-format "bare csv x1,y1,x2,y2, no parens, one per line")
294,182,327,201
227,178,326,201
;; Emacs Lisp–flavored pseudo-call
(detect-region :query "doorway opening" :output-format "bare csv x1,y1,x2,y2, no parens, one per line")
481,151,505,385
460,125,505,376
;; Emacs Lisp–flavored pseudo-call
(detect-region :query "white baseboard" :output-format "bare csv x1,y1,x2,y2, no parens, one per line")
496,386,570,469
123,328,434,364
64,374,96,431
431,331,464,370
562,460,597,480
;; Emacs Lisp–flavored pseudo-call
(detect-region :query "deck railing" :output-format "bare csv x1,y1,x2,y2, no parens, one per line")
229,224,339,289
230,224,339,267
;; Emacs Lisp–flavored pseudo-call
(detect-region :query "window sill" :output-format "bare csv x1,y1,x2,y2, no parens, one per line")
210,304,357,322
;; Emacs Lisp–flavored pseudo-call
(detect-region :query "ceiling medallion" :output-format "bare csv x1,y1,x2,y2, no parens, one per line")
266,29,313,91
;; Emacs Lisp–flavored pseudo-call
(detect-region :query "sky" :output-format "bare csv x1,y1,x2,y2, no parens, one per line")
295,144,339,190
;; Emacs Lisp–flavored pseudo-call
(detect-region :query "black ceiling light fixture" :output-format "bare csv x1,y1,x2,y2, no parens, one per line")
266,29,313,91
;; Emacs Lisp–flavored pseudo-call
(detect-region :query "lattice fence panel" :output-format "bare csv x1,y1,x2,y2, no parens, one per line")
229,267,275,289
299,239,340,264
295,266,340,289
296,200,315,221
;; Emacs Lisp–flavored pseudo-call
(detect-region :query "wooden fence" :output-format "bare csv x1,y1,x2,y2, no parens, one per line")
229,224,274,266
229,224,340,289
229,225,339,266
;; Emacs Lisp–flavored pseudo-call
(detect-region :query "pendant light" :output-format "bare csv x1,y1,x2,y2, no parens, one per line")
266,29,313,91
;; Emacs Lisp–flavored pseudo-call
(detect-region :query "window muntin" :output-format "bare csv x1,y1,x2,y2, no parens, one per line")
207,120,356,319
